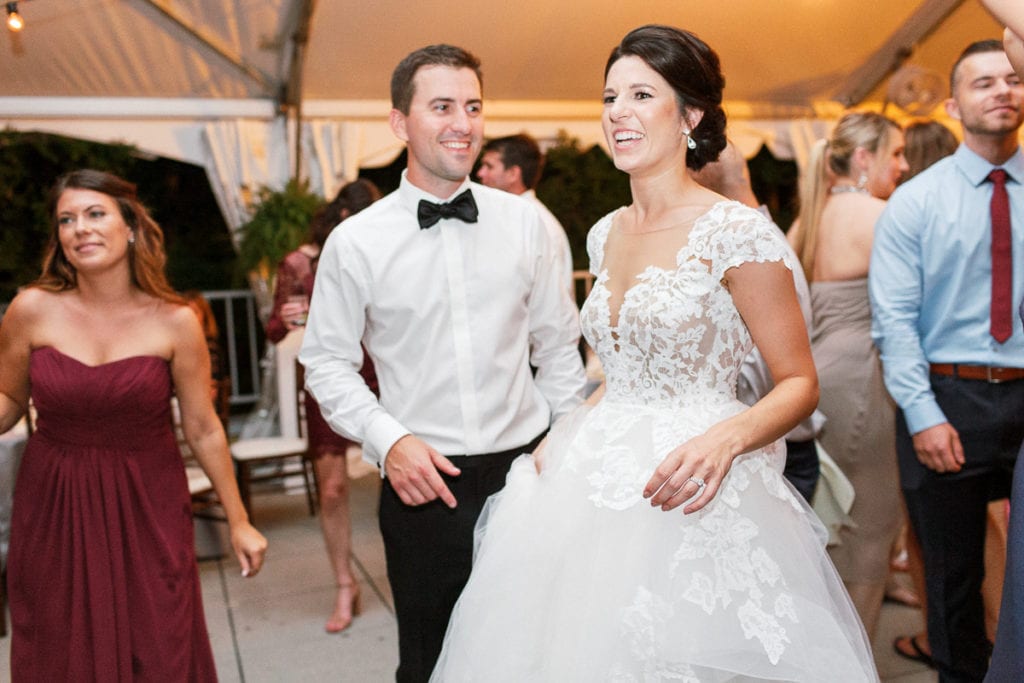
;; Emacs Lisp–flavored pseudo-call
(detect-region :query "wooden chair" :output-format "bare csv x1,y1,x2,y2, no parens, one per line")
229,359,318,522
170,398,236,564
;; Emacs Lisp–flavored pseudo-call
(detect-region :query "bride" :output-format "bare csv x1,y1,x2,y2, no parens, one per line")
431,24,878,682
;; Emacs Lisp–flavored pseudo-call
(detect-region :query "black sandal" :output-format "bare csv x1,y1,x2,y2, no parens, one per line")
892,634,936,669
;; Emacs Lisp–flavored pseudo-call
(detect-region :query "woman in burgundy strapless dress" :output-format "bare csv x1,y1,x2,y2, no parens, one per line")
0,169,267,681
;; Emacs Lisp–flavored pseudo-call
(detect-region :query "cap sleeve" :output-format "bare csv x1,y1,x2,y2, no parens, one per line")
690,202,794,282
586,209,619,276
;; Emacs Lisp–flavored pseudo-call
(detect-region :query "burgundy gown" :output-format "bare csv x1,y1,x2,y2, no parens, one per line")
266,249,378,459
7,347,216,682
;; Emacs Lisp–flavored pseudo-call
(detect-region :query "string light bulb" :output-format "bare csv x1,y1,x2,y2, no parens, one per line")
6,2,23,32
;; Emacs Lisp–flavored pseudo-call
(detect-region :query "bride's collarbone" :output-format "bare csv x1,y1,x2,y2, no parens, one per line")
615,199,718,235
602,241,687,283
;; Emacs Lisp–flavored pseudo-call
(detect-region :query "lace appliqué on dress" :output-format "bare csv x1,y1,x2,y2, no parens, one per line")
579,202,804,669
613,587,702,682
581,202,793,410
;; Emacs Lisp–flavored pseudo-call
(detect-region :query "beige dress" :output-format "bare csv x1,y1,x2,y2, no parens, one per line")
811,279,901,585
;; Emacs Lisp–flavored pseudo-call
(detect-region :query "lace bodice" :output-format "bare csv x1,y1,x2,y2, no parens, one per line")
580,201,793,407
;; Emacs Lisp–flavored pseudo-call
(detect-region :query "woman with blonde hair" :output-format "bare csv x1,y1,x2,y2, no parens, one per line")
789,111,909,640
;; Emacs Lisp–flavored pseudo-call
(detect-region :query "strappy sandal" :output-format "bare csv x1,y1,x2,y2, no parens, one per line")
893,634,935,669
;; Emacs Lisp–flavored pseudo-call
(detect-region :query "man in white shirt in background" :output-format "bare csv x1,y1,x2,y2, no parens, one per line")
476,133,575,299
299,44,585,683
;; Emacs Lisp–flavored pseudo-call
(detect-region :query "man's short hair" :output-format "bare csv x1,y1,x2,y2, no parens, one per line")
390,44,483,114
950,39,1006,95
482,134,544,189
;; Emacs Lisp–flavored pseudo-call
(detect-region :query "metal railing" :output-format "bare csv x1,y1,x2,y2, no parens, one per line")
202,289,264,407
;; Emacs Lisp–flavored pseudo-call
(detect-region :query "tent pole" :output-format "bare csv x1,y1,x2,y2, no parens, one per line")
287,0,317,183
140,0,274,92
294,97,303,182
832,0,966,107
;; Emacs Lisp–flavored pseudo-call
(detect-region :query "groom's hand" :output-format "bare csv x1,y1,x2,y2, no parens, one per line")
384,434,461,508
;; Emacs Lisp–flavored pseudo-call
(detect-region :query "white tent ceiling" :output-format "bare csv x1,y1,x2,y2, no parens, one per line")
0,0,1005,225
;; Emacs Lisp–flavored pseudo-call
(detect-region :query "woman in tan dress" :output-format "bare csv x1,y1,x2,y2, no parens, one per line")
789,111,908,639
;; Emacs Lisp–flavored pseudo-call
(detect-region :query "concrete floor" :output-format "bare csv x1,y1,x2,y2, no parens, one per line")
2,467,939,682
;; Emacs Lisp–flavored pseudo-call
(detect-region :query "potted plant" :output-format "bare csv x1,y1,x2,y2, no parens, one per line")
236,179,323,322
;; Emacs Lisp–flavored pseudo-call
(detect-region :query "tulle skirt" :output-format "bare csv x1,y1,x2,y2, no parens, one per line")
431,401,878,682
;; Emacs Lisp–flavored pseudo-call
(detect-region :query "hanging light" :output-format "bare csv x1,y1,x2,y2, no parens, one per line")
6,2,23,32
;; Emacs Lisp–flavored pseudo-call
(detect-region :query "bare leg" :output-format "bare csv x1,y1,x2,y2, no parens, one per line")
893,510,932,661
885,518,921,607
983,499,1009,642
313,451,360,633
843,579,886,641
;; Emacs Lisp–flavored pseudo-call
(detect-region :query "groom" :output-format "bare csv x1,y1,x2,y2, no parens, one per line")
300,44,585,682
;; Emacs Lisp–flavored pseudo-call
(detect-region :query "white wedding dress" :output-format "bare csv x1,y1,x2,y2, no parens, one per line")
431,202,878,682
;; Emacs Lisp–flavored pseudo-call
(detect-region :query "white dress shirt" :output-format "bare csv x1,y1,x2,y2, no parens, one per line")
300,173,586,471
522,189,574,299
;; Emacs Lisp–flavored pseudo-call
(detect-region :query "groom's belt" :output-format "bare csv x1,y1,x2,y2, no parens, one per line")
445,432,546,465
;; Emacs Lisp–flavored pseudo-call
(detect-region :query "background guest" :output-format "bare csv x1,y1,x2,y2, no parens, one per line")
476,133,575,298
870,40,1024,681
889,118,958,668
265,177,381,633
882,118,1014,668
790,110,909,640
975,6,1024,679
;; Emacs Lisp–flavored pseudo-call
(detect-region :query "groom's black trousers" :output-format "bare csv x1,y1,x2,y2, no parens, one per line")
379,433,544,683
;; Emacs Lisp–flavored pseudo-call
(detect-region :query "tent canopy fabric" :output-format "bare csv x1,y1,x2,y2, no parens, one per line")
0,0,1003,228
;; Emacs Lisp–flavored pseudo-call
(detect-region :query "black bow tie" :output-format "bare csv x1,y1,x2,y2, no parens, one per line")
417,189,479,230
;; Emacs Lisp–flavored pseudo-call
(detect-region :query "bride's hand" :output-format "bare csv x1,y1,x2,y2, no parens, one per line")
531,436,549,475
643,427,738,514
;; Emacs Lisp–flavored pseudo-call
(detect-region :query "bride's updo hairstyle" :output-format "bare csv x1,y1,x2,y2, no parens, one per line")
605,24,727,171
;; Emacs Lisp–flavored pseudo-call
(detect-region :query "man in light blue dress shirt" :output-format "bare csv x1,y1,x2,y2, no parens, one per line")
870,40,1024,682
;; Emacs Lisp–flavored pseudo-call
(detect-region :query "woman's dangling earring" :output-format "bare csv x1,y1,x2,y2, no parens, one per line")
684,130,697,150
128,232,136,246
856,172,868,190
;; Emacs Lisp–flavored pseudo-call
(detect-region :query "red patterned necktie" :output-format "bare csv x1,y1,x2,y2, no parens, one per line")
988,169,1013,343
